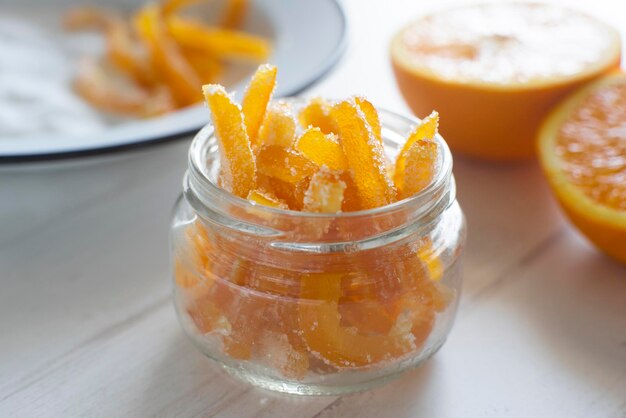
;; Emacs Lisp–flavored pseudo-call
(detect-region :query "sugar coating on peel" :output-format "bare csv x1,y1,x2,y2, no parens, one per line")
354,96,382,142
241,64,277,148
395,139,438,200
203,84,256,197
256,145,318,184
258,101,297,148
303,168,347,213
331,98,396,209
394,111,439,193
296,128,347,171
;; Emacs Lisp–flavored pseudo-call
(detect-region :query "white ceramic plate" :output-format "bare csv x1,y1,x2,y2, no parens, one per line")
0,0,346,161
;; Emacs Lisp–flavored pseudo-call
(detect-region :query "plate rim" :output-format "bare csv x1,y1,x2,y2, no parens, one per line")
0,0,347,163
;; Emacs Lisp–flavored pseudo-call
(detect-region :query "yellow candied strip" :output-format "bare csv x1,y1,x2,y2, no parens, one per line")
256,145,318,184
298,97,338,135
258,102,297,149
299,273,426,368
355,96,382,143
247,189,288,209
242,64,277,148
303,169,346,213
331,99,396,209
394,139,438,200
296,127,347,171
220,0,248,28
393,111,439,197
167,15,271,62
135,4,201,106
203,84,256,197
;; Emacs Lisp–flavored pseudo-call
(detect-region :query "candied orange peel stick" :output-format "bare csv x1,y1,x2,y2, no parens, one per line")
394,111,439,194
303,169,347,213
256,145,317,184
257,102,296,148
247,189,288,209
167,15,271,62
203,84,256,197
242,64,278,147
298,97,338,135
65,0,270,117
331,99,396,209
296,128,347,171
135,4,201,106
355,96,382,142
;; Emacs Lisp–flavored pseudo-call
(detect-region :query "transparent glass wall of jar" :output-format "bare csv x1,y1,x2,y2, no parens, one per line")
170,102,466,395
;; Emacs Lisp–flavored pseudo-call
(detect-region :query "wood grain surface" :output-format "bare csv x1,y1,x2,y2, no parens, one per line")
1,0,625,417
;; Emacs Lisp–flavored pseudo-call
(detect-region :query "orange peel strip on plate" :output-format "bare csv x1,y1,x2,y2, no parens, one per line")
331,99,396,209
167,15,271,62
106,21,156,87
161,0,206,16
73,59,174,117
203,84,256,197
220,0,249,28
181,48,222,83
241,64,278,148
134,4,201,106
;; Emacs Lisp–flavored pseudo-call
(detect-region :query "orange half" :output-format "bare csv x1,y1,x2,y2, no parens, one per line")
538,74,626,264
391,3,621,160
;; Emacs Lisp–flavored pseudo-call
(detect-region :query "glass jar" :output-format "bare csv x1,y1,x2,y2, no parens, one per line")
170,100,466,395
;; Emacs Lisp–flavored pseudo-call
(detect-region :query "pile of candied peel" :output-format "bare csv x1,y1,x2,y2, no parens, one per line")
203,63,440,213
64,0,269,117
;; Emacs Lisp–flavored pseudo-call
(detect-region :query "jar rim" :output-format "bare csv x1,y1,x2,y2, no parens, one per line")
187,98,454,222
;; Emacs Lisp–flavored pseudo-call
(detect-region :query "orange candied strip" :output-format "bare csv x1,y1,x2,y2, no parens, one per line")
258,175,308,210
257,101,297,148
73,59,174,117
256,145,318,184
134,4,201,106
355,96,382,143
220,0,249,28
393,111,439,193
394,138,438,200
298,97,338,135
242,64,277,147
203,84,256,197
161,0,205,15
331,99,396,209
182,48,222,83
106,21,156,87
417,239,444,281
295,127,347,171
167,15,271,62
299,273,434,367
62,6,119,31
247,189,288,209
303,169,346,213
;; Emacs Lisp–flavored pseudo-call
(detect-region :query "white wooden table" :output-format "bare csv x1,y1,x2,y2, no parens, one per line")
1,0,626,416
